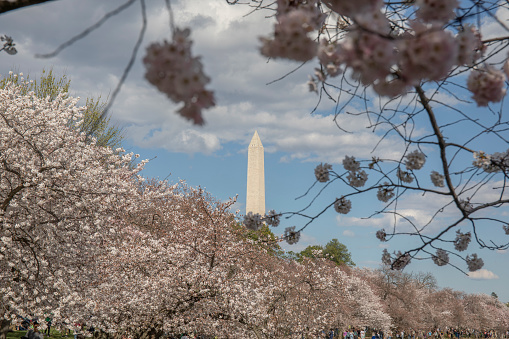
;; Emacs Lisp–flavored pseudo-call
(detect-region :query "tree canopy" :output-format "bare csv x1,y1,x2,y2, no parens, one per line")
0,69,123,148
296,238,355,266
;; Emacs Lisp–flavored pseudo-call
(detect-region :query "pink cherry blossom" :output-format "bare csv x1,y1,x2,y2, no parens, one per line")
143,28,215,125
467,66,507,107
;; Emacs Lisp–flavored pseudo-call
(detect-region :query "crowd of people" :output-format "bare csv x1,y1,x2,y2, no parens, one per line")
327,328,509,339
8,319,509,339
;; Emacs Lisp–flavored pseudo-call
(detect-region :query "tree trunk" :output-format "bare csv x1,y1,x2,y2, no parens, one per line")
0,319,11,339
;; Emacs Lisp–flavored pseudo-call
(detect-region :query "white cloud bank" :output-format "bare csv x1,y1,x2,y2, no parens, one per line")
467,269,499,280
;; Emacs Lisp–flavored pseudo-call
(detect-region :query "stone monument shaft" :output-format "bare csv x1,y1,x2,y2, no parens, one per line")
246,131,265,216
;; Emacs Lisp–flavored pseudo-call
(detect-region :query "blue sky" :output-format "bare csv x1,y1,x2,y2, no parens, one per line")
1,0,508,302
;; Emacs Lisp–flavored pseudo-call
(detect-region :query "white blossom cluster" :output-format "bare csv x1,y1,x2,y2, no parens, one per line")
314,162,332,182
343,155,361,172
376,229,387,242
377,183,395,203
467,66,506,107
243,212,263,231
143,28,215,125
415,0,458,23
399,22,458,85
397,169,414,184
343,155,368,187
392,251,412,270
473,150,509,173
430,171,445,187
347,169,368,187
466,253,484,272
405,150,426,170
503,224,509,235
334,197,352,214
454,230,471,252
264,210,281,227
276,0,506,105
260,8,321,62
432,249,449,267
284,226,301,245
456,24,484,66
316,40,343,79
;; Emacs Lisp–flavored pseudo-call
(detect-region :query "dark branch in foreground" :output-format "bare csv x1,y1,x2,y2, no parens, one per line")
0,0,57,14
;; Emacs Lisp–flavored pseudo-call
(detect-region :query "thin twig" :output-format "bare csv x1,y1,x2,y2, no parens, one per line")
35,0,138,58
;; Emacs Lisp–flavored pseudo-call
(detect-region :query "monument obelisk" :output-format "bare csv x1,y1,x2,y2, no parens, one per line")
246,131,265,216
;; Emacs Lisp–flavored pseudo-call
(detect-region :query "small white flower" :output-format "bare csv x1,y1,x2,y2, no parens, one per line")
314,163,332,182
430,171,445,187
264,210,281,227
466,253,484,271
472,151,494,171
343,155,361,172
284,226,301,245
473,150,509,173
405,150,426,170
376,229,387,242
377,183,395,202
334,197,352,214
243,212,263,231
454,230,471,252
432,249,449,266
397,169,414,183
347,169,368,187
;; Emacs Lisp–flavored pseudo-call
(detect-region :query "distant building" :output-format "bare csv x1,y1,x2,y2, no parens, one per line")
246,131,265,215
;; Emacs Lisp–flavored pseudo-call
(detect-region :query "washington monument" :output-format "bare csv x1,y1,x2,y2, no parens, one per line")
246,131,265,215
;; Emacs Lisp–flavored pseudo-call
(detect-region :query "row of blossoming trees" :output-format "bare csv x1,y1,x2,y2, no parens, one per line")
1,80,508,338
0,78,390,337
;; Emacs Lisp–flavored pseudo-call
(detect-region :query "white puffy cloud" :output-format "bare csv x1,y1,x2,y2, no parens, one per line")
0,0,418,165
467,269,500,280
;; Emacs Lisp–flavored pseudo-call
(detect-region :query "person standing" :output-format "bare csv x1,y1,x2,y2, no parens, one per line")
361,329,366,339
45,316,52,336
25,322,43,339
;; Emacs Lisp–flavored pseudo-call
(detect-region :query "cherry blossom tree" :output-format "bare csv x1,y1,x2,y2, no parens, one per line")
361,267,509,335
0,70,124,148
61,181,392,338
0,80,145,333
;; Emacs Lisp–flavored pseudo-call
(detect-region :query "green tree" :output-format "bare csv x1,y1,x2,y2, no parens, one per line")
297,239,355,266
230,220,283,256
0,69,123,148
323,238,355,266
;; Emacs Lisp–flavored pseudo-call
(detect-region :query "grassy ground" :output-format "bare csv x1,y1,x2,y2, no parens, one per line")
6,330,71,338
